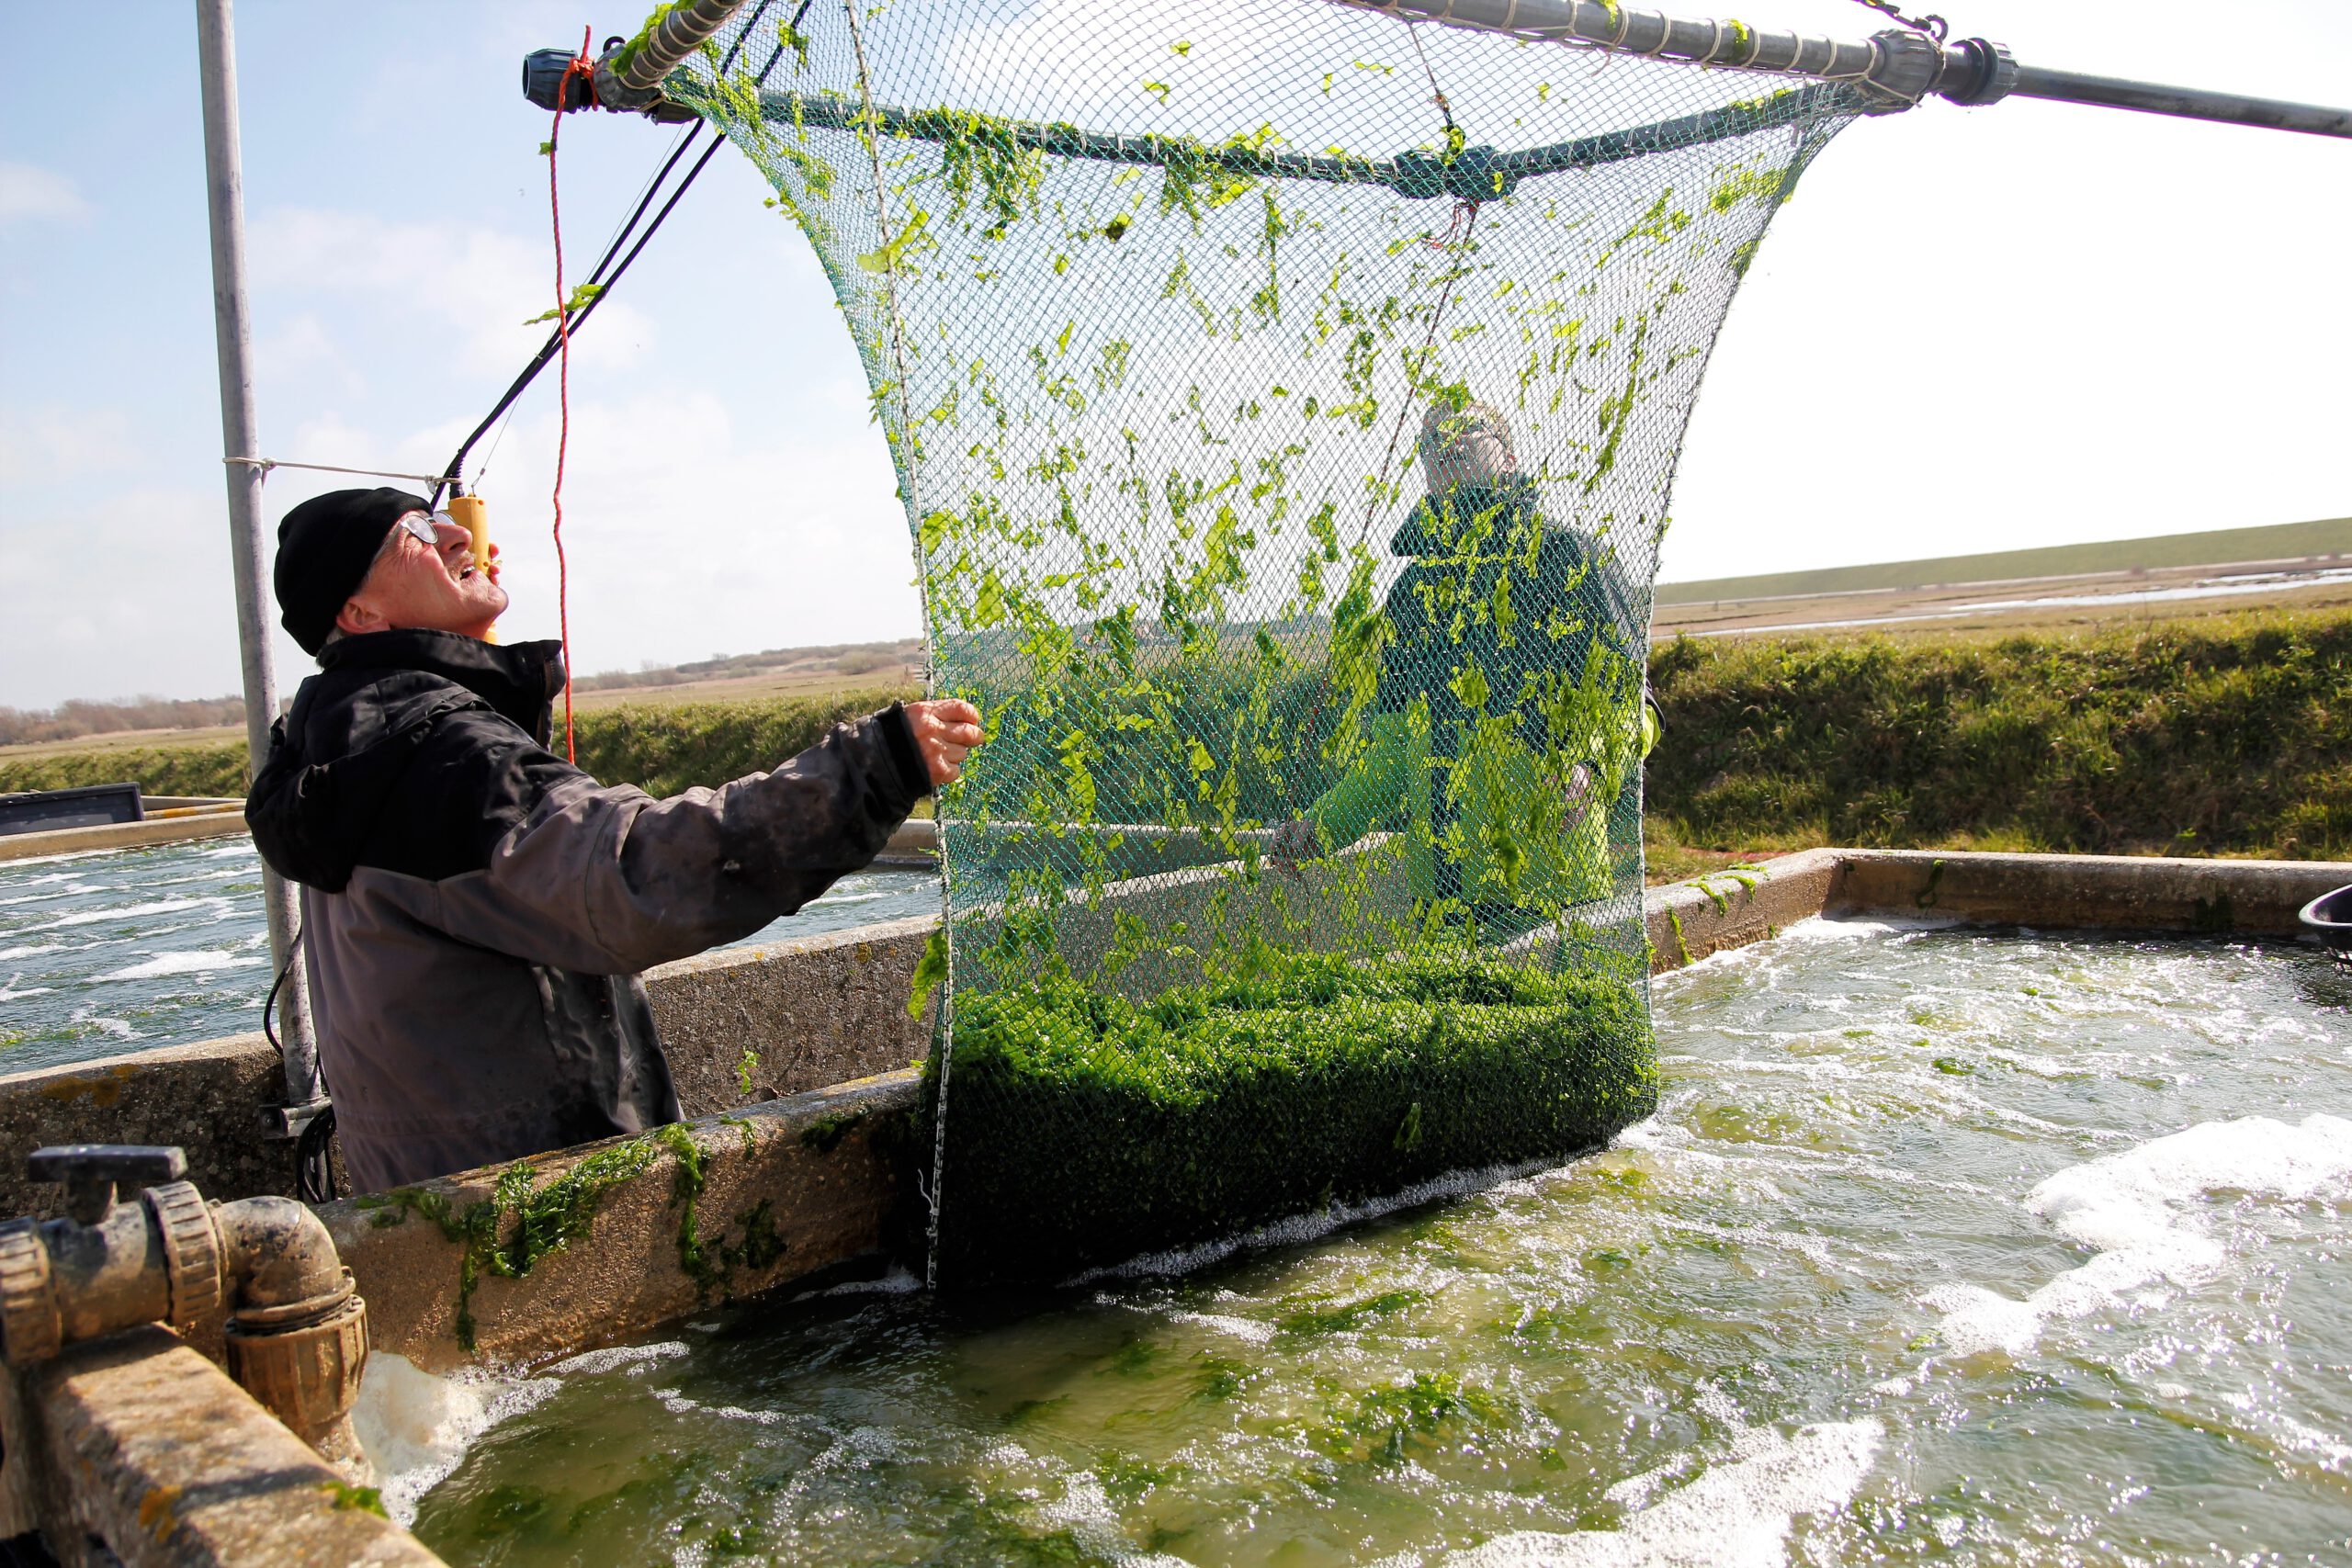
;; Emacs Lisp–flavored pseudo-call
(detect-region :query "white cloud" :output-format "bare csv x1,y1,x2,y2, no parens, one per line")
0,484,258,705
0,406,136,483
248,208,655,377
433,387,922,672
0,162,90,224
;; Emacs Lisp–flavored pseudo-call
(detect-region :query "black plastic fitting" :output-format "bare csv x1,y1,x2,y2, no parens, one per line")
523,47,599,113
1389,145,1520,203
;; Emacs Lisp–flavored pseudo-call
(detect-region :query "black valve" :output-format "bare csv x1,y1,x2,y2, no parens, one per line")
524,46,602,112
26,1145,187,1226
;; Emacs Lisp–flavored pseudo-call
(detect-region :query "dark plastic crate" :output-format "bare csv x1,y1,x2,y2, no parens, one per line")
0,783,145,837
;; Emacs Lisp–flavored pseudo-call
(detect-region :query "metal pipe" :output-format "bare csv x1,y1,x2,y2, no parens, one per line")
2007,63,2352,140
615,0,755,91
195,0,322,1124
0,1150,371,1482
1325,0,1915,101
1318,0,2352,140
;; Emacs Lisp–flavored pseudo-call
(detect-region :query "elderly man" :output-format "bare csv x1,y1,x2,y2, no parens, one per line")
248,487,978,1192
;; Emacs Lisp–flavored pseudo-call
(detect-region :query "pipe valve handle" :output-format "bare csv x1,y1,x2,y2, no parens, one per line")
28,1145,188,1226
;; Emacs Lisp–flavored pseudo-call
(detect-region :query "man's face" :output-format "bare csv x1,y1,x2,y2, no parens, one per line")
1421,412,1516,492
334,512,507,642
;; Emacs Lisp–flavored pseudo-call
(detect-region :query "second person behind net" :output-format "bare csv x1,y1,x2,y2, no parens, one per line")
1274,400,1651,935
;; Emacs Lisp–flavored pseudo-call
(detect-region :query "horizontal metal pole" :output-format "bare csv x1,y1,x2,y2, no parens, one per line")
1323,0,1890,84
2009,63,2352,140
1315,0,2352,141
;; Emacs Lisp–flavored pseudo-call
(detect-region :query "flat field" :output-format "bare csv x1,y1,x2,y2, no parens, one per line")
7,603,2346,874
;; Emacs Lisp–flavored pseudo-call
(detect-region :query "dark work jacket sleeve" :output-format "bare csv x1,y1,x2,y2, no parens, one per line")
366,705,932,976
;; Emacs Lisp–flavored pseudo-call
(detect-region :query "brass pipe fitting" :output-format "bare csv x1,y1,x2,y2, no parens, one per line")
0,1148,371,1483
215,1197,370,1475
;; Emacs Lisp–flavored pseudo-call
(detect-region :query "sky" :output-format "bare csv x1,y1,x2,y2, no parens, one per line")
0,0,2344,709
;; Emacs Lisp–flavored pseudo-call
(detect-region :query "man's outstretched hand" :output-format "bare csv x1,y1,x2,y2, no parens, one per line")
906,698,984,788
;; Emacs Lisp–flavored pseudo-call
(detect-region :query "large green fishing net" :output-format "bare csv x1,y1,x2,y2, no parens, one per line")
663,0,1859,1286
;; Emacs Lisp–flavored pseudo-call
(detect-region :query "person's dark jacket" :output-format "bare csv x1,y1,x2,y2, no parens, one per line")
1377,476,1644,740
247,630,932,1193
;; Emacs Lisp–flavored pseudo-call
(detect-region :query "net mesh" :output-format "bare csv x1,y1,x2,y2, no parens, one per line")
667,0,1857,1286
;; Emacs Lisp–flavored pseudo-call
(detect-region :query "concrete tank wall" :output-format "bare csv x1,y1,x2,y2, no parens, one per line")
0,919,939,1221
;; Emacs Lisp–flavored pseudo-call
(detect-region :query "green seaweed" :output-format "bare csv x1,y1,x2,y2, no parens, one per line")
799,1107,870,1152
1276,1289,1426,1337
320,1481,388,1517
1313,1371,1504,1465
359,1136,664,1352
728,1198,789,1273
908,928,949,1019
933,950,1654,1285
650,1123,720,1297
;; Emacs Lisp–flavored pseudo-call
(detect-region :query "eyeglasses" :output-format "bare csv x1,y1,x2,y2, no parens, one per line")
391,511,457,548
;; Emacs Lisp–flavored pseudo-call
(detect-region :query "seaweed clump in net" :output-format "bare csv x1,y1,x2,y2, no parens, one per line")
667,0,1859,1286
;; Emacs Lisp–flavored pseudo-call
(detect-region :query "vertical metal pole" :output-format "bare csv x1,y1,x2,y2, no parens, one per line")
196,0,322,1122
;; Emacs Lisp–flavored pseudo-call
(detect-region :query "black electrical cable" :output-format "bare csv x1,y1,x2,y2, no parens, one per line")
430,122,704,509
431,0,803,507
260,933,337,1203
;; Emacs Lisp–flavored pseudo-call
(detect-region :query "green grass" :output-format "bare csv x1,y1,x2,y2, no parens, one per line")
1645,606,2352,860
0,740,250,798
1654,516,2350,605
0,687,920,803
931,949,1656,1287
9,608,2347,863
565,687,917,798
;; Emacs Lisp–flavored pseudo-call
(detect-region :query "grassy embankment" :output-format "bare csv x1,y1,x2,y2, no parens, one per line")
1645,605,2352,867
6,607,2346,865
0,690,922,803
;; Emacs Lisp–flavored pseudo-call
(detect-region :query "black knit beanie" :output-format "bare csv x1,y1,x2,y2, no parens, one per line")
274,487,424,654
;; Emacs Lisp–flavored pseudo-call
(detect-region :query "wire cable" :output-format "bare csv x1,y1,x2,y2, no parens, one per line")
261,934,336,1203
430,0,802,506
428,120,706,508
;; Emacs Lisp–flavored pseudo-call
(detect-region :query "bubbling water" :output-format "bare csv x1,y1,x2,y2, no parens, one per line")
0,840,943,1069
406,921,2352,1565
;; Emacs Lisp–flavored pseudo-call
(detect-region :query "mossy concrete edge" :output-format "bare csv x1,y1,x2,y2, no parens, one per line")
2,1324,441,1566
322,1070,919,1376
0,919,937,1222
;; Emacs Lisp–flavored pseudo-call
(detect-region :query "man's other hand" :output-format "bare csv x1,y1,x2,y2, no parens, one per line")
907,698,984,788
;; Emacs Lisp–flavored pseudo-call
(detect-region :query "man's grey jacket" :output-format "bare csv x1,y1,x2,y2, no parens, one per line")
247,630,932,1194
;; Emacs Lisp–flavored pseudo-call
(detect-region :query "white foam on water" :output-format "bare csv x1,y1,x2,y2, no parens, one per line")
1447,1418,1883,1568
651,1386,790,1426
809,1265,923,1298
1931,1113,2352,1358
353,1352,559,1528
1036,1470,1195,1568
1781,918,1906,943
41,897,205,930
358,1341,702,1523
0,944,67,959
0,980,53,1002
1072,1153,1567,1283
94,949,261,981
1168,1310,1276,1344
542,1339,691,1377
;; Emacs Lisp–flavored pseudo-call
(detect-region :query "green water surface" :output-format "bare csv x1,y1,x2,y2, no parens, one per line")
412,921,2352,1565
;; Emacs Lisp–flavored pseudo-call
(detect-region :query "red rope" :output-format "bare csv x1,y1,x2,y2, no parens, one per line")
546,28,593,763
